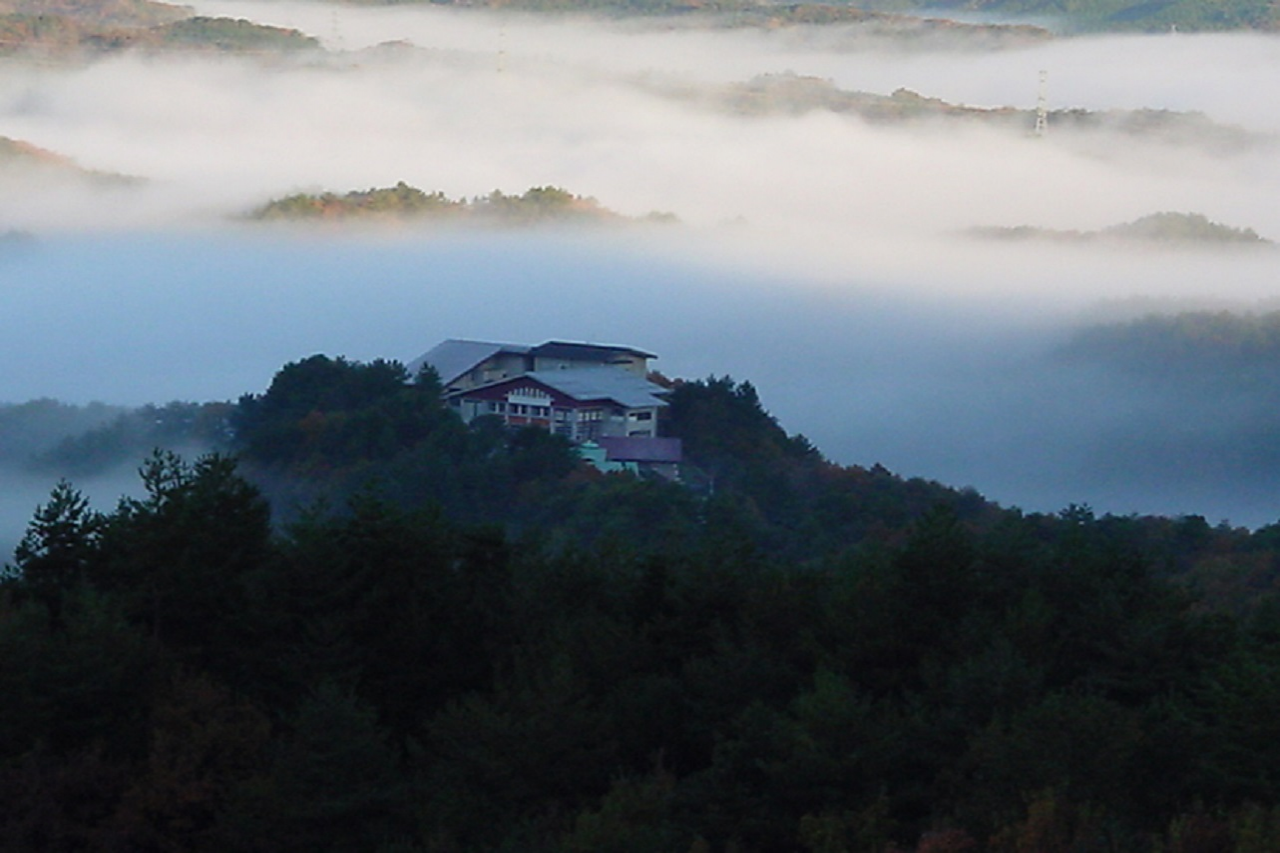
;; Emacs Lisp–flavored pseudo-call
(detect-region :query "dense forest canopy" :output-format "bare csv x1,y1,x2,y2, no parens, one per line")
6,353,1280,850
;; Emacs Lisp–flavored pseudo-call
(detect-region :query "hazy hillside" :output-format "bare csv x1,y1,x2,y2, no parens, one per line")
247,183,675,227
353,0,1274,33
0,135,139,185
0,2,318,56
0,0,186,28
852,0,1280,31
969,211,1271,245
663,74,1262,153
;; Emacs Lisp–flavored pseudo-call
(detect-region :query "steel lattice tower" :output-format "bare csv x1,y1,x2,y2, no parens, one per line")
1034,70,1048,137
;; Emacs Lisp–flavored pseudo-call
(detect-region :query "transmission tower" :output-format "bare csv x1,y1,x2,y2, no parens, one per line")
1034,69,1048,137
330,8,343,51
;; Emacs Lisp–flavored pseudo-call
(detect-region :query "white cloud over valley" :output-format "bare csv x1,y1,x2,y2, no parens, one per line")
1,1,1279,530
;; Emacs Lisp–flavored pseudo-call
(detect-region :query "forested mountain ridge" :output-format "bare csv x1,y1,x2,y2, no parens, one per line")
248,183,676,227
1062,309,1280,369
365,0,1274,33
684,75,1263,153
0,0,1271,55
0,0,1051,57
0,0,318,57
969,212,1271,246
0,134,139,185
847,0,1280,31
6,354,1280,850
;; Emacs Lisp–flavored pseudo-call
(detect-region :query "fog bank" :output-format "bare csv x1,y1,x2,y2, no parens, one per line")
3,230,1280,532
0,8,1274,251
1,4,1279,537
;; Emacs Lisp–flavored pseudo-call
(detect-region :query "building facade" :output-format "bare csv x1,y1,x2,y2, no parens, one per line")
413,338,679,476
445,369,667,442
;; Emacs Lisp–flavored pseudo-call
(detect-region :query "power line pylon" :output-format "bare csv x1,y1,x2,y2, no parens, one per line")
1034,69,1048,137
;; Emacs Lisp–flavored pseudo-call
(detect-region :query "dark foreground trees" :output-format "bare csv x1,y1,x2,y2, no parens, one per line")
6,365,1280,851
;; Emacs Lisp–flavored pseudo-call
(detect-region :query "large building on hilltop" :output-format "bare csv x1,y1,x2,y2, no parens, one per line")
410,339,681,475
410,339,656,394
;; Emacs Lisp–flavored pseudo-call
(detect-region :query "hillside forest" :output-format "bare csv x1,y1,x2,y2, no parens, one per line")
7,332,1280,851
2,0,1270,51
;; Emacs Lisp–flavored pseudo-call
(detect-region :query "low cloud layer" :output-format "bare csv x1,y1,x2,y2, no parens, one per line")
0,4,1274,249
0,2,1278,535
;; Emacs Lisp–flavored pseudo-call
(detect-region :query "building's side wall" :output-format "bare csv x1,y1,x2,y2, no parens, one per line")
531,351,649,376
607,353,650,376
451,352,529,391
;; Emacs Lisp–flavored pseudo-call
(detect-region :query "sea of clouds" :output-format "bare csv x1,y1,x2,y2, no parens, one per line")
1,1,1279,538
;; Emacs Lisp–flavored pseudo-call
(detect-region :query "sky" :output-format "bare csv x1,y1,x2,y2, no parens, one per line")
1,2,1279,534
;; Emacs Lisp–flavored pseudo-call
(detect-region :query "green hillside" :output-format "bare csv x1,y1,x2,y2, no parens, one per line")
249,182,675,227
0,5,319,56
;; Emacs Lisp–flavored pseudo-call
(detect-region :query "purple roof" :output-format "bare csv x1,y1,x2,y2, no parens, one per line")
598,436,683,464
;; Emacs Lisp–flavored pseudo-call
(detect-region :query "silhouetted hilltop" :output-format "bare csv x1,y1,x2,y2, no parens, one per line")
665,74,1262,153
0,0,184,28
0,2,319,57
968,211,1271,246
850,0,1280,32
0,134,139,184
248,182,677,227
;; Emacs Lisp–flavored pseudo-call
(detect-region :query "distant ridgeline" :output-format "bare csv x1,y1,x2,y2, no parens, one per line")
0,134,139,185
968,212,1271,246
362,0,1273,33
847,0,1280,32
0,0,1272,50
445,0,1052,41
1050,309,1280,497
0,0,1053,56
0,136,78,169
678,74,1262,152
0,0,319,56
1061,309,1280,376
248,182,677,226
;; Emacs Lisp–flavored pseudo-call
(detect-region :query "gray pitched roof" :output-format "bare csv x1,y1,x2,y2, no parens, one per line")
523,368,670,409
530,341,657,362
407,339,529,385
